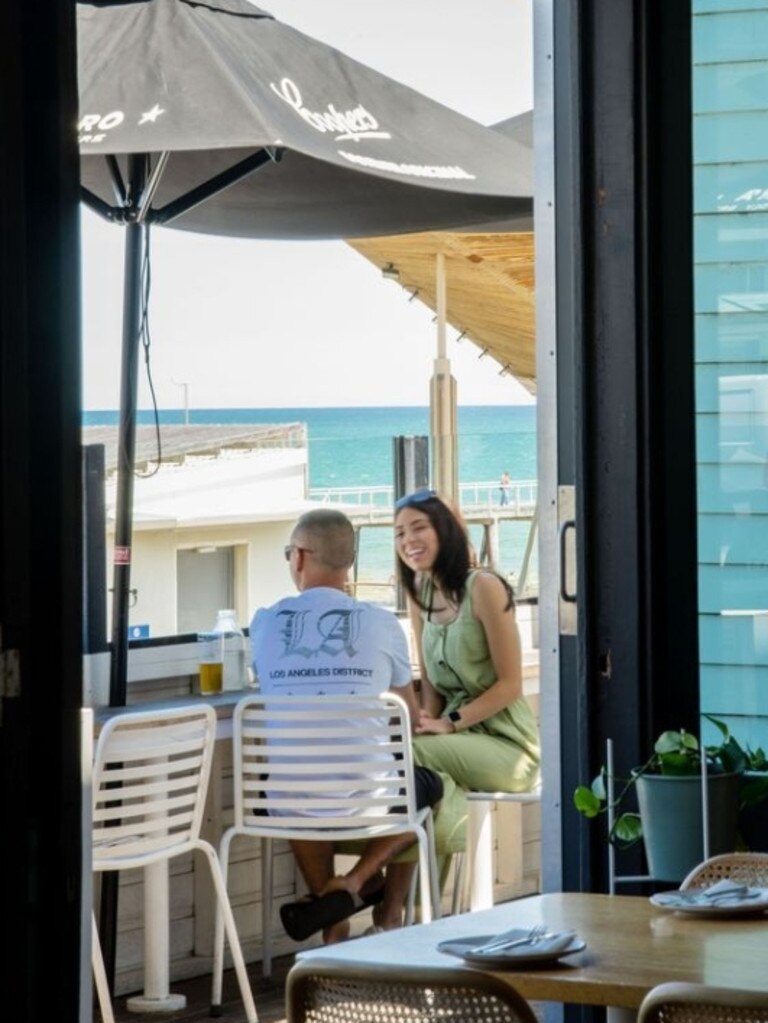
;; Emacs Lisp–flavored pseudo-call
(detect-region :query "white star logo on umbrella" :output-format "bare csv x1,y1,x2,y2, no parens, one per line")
139,104,165,125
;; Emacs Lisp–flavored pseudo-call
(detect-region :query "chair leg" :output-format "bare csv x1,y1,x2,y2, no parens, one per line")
468,798,494,911
416,831,433,925
91,912,116,1023
261,837,273,979
199,842,258,1023
426,813,441,920
451,852,465,915
404,866,417,926
211,831,234,1014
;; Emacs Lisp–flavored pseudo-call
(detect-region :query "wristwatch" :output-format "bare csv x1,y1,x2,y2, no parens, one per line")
448,710,462,731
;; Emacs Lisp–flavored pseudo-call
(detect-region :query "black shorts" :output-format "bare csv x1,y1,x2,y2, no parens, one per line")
414,765,443,810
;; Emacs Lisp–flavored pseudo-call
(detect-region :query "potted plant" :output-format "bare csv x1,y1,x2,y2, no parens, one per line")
738,743,768,852
573,718,748,883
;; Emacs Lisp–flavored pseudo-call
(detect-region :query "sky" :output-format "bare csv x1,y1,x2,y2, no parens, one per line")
80,0,534,411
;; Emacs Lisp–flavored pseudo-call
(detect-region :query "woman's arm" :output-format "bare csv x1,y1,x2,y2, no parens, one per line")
391,680,421,733
415,572,522,735
406,593,444,717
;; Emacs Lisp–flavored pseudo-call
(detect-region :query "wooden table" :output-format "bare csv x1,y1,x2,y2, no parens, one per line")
297,892,768,1014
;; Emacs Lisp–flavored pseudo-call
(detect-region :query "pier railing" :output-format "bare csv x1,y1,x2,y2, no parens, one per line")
308,480,538,518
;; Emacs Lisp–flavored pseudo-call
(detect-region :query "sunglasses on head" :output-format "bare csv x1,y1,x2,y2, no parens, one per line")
394,488,437,511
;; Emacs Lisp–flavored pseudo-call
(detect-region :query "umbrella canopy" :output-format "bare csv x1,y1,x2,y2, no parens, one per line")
77,0,535,713
78,0,532,238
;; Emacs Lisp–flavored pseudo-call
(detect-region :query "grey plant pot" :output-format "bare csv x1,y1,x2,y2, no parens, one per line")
635,772,740,883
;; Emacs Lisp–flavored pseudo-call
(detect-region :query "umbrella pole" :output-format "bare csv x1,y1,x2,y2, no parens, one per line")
109,155,146,705
101,155,147,991
430,252,458,503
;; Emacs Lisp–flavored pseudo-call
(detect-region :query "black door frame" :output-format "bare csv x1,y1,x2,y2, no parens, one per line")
537,0,699,896
0,3,84,1019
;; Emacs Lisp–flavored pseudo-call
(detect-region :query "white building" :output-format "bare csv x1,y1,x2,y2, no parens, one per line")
84,422,314,638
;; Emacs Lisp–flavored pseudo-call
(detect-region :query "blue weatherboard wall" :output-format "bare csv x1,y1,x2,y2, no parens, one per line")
694,0,768,750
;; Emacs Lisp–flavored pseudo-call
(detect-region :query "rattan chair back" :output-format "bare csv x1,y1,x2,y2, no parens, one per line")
639,981,768,1023
680,852,768,890
286,958,539,1023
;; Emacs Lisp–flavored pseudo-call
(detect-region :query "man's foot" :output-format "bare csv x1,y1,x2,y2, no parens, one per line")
320,870,385,902
280,880,386,942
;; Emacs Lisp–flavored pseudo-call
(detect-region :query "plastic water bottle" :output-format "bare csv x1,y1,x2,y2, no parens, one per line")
213,609,247,691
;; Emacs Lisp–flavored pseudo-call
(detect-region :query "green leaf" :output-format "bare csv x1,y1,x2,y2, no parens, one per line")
748,746,767,771
703,714,729,742
655,730,698,756
654,730,684,755
574,786,602,818
718,736,748,775
740,776,768,809
657,751,699,776
612,813,642,845
591,772,606,801
680,730,699,751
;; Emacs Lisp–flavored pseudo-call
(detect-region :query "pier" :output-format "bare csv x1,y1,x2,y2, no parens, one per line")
308,479,538,523
308,480,539,600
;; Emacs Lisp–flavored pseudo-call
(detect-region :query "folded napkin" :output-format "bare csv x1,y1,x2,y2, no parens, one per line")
654,878,753,907
700,879,749,898
437,928,580,965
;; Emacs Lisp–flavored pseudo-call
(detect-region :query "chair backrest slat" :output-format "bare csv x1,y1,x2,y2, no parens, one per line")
232,693,418,830
92,705,216,871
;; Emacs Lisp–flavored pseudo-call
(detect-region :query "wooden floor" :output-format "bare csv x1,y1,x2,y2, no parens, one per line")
110,956,295,1023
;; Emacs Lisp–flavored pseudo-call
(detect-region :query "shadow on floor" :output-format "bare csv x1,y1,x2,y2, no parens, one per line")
110,956,296,1023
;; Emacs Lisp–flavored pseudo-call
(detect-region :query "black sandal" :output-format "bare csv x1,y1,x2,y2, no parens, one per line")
280,886,385,942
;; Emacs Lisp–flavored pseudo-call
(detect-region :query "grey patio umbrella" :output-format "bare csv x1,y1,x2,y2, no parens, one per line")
77,0,534,709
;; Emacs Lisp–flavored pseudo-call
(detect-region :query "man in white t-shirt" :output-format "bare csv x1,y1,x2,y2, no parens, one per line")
250,508,441,943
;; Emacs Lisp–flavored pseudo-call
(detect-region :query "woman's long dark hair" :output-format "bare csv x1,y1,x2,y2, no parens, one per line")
395,494,514,611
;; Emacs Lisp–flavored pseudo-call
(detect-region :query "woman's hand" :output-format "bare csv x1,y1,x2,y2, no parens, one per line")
414,709,455,735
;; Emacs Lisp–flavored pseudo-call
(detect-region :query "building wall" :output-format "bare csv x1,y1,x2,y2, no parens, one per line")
106,520,296,638
693,1,768,750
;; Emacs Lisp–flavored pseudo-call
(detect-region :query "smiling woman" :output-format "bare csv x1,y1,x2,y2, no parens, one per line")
371,488,540,929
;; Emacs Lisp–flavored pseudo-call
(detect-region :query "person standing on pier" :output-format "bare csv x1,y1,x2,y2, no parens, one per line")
499,470,511,506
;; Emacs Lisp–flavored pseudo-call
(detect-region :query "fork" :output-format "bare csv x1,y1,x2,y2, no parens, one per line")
473,923,548,955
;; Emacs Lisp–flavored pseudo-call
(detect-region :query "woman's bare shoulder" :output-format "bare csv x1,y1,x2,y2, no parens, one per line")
467,569,513,614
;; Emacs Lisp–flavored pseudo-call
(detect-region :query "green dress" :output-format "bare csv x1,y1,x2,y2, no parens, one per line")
413,570,540,856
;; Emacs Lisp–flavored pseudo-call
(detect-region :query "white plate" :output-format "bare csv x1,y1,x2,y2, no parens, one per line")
437,932,587,968
650,887,768,916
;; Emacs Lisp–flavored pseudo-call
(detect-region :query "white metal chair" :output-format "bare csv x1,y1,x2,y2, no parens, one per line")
638,982,768,1023
453,783,542,912
680,852,768,890
286,958,540,1023
211,692,440,1000
91,705,257,1023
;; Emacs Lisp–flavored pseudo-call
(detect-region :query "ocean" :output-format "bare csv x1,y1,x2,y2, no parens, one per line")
83,404,538,595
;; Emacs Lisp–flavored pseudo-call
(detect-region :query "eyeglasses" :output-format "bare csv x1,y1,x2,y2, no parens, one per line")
394,488,437,511
284,544,313,561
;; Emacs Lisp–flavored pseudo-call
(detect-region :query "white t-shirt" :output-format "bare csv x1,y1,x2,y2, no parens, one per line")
249,587,412,816
250,586,411,696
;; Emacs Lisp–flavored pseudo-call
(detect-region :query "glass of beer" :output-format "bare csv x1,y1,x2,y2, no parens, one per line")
198,631,223,694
